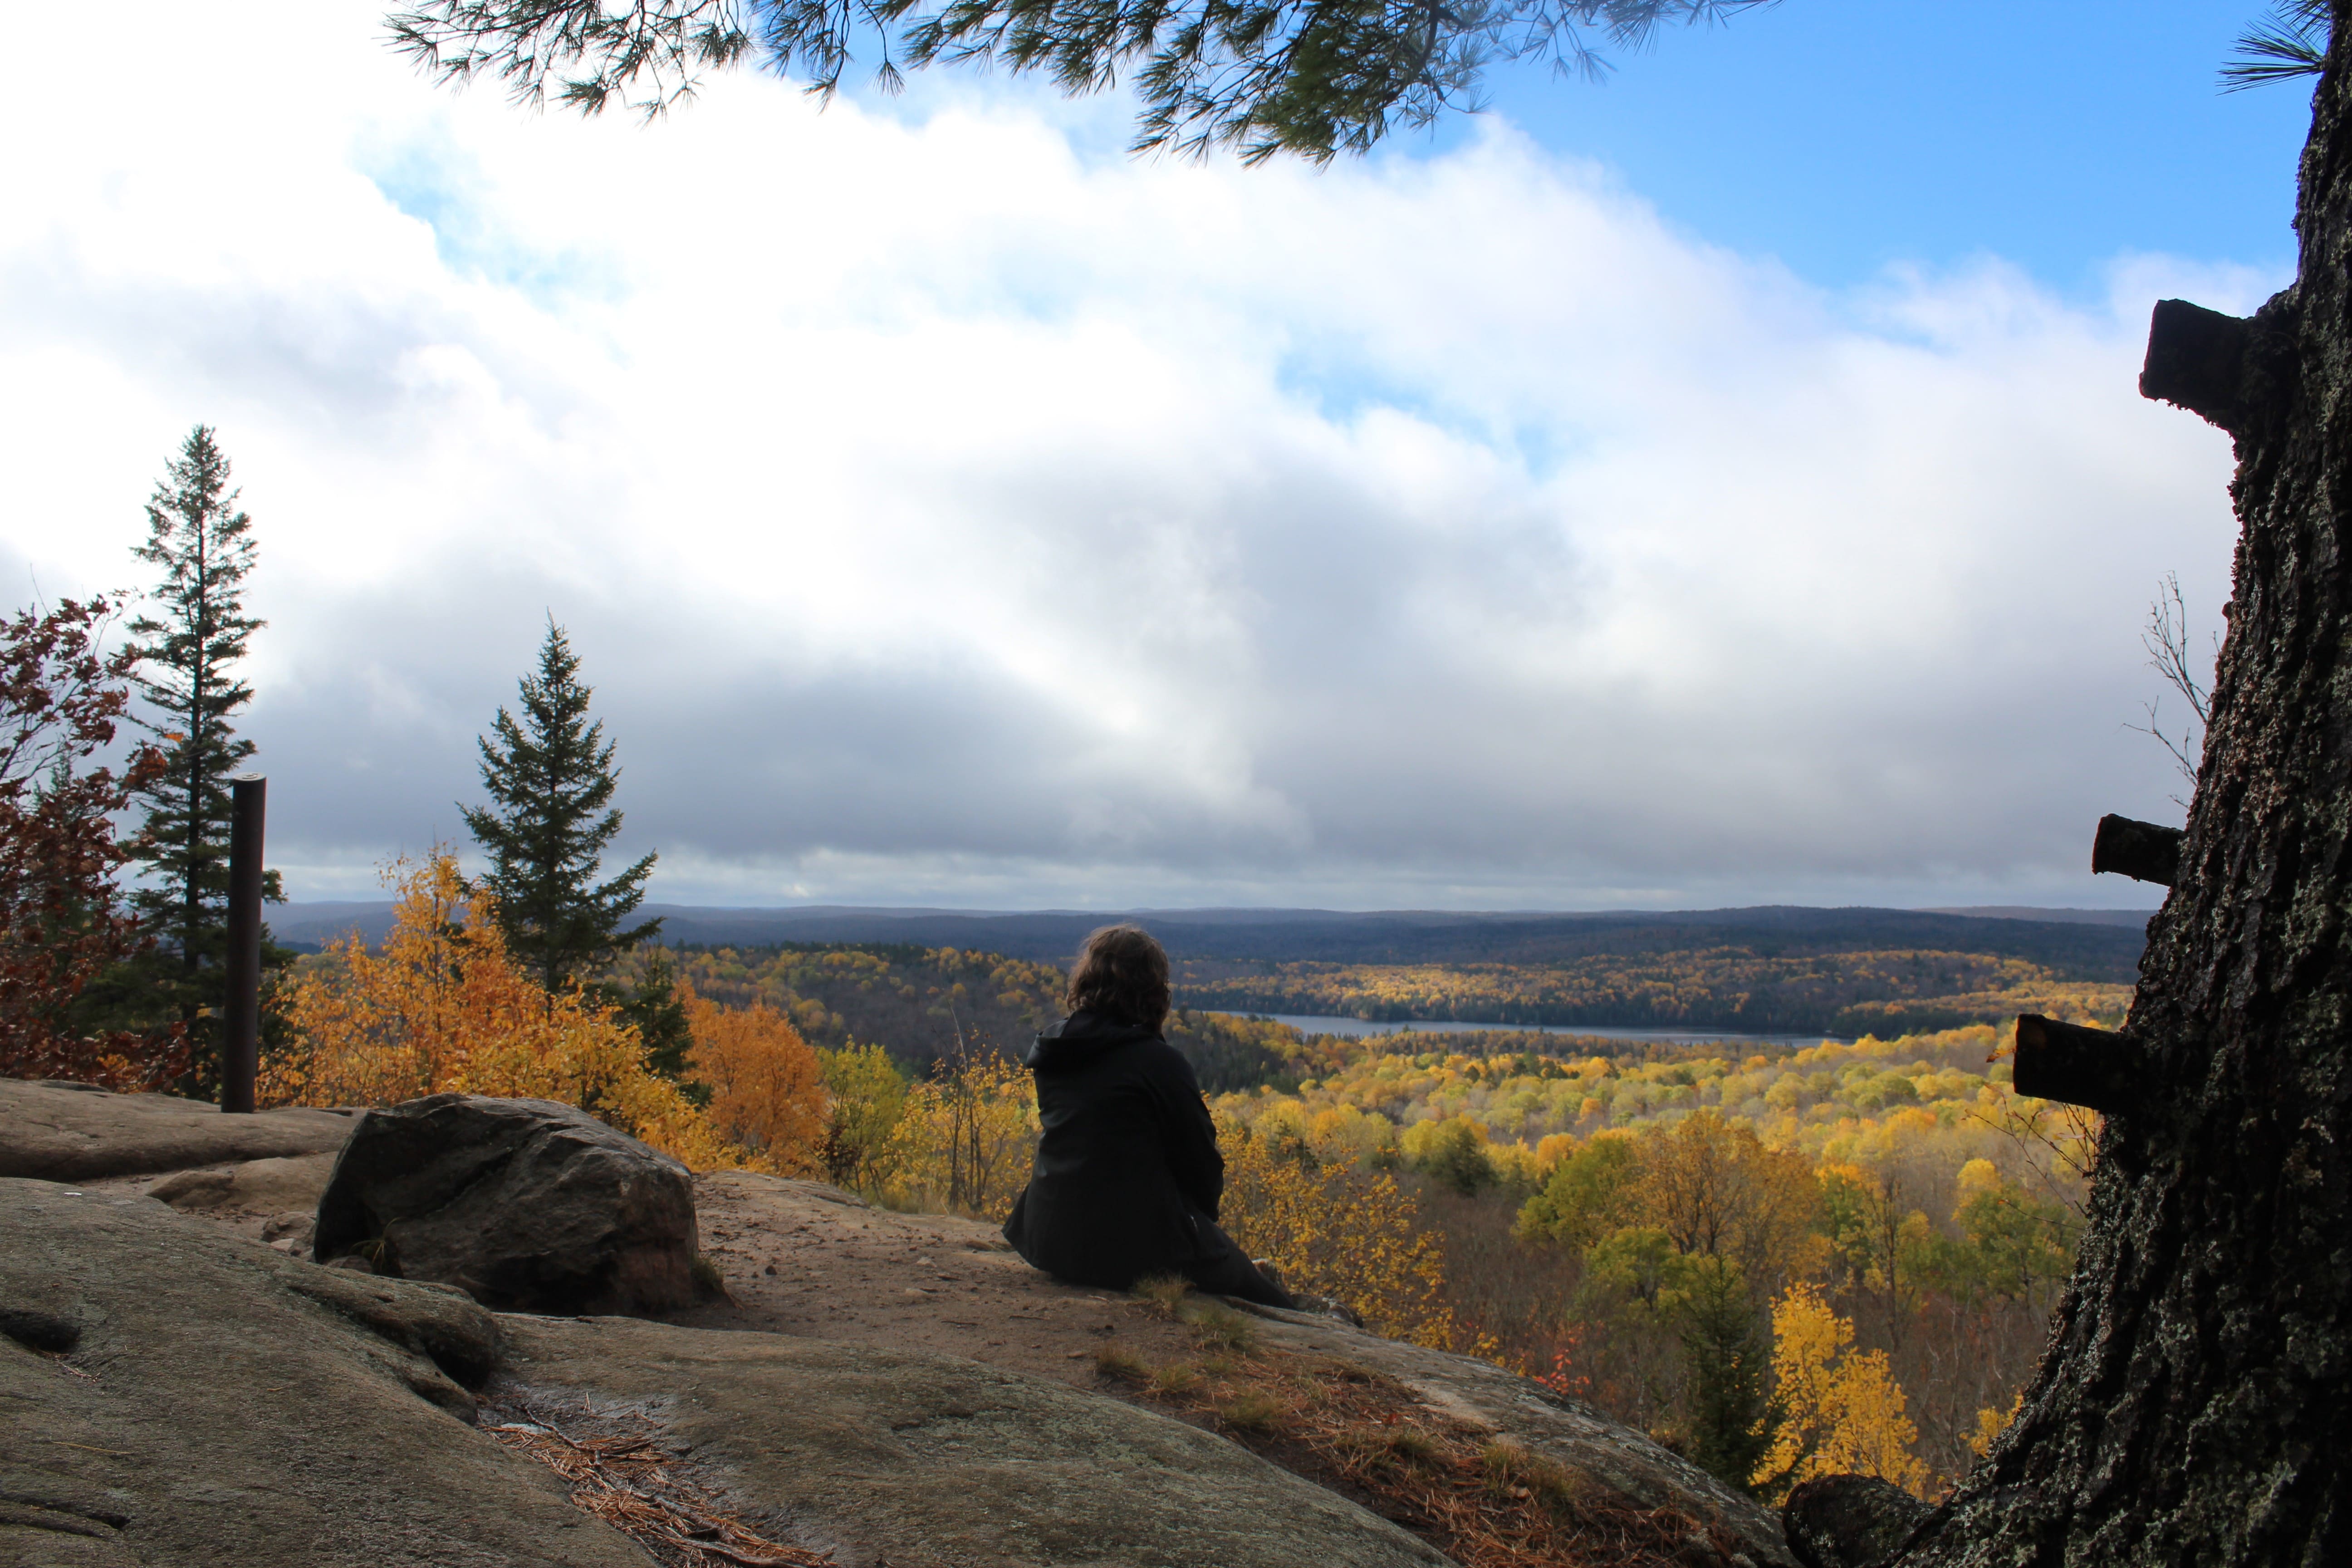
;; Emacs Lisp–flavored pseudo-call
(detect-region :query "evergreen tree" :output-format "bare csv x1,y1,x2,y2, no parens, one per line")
461,621,658,996
122,426,279,1084
1673,1257,1776,1494
619,947,696,1084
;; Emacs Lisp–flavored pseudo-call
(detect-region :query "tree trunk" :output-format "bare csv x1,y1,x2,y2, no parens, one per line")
1902,20,2352,1566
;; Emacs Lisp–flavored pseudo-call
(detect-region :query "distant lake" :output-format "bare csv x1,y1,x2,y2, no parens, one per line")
1216,1012,1842,1048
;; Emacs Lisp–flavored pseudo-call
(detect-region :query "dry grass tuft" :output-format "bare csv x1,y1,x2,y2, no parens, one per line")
1213,1389,1287,1433
487,1406,828,1568
1129,1274,1257,1352
1147,1362,1203,1396
1094,1342,1153,1382
1133,1274,1193,1317
1478,1441,1585,1512
1185,1300,1257,1352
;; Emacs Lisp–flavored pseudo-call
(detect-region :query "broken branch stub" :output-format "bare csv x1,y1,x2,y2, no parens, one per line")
2013,1014,2140,1116
2141,299,2252,434
2092,813,2182,887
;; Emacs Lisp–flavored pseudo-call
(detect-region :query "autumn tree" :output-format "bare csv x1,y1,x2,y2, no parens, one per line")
818,1041,910,1193
121,426,281,1088
461,620,658,996
680,980,826,1171
0,597,178,1087
888,1038,1038,1218
270,851,722,1164
1220,1114,1460,1348
1752,1283,1926,1501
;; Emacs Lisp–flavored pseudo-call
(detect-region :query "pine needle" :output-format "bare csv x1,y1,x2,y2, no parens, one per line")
486,1410,830,1568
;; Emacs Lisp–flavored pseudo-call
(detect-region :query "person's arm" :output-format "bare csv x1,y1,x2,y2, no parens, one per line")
1150,1045,1225,1220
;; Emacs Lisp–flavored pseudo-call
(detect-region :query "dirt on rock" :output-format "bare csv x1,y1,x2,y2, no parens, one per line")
670,1171,1208,1387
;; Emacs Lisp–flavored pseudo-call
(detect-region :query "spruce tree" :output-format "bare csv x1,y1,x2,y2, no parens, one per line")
462,621,658,996
123,426,278,1083
619,947,696,1082
1672,1258,1775,1494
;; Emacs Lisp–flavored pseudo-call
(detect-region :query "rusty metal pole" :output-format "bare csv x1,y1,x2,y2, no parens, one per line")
221,776,265,1114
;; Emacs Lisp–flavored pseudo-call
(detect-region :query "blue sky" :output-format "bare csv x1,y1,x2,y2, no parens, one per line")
0,0,2303,911
1443,0,2313,289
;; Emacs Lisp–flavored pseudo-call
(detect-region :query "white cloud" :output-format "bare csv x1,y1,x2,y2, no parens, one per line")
1,0,2264,908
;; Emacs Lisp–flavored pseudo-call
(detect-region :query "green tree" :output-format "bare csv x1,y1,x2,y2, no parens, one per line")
122,427,281,1087
818,1041,910,1194
1517,1133,1638,1250
1402,1115,1498,1196
620,947,696,1082
461,620,659,996
1673,1255,1777,1494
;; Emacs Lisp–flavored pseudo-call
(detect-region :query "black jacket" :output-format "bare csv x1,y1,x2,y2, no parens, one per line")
1001,1011,1225,1289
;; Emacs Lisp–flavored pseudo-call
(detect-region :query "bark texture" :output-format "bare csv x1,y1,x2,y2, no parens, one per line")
1904,19,2352,1566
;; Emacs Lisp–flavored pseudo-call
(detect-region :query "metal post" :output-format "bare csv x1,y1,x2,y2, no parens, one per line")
221,776,265,1114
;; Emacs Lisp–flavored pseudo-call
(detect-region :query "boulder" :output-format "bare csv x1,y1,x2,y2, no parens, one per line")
1782,1473,1931,1568
0,1177,647,1567
0,1079,356,1182
314,1093,699,1316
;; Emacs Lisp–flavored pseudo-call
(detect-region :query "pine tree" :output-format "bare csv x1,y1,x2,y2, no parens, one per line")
620,948,696,1085
122,426,278,1085
1672,1257,1776,1494
461,621,658,996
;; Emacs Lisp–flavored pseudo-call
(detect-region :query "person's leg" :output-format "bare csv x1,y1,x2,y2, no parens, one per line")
1181,1218,1294,1308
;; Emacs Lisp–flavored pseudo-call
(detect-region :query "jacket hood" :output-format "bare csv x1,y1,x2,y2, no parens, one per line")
1026,1010,1160,1069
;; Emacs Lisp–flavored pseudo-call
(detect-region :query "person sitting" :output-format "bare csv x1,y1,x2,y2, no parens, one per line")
1002,923,1294,1308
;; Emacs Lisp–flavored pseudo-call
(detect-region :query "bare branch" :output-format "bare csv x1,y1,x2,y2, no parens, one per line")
2123,572,2218,808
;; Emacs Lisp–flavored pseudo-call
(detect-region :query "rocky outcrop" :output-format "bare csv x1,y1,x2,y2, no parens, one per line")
681,1167,1800,1568
145,1152,338,1216
1,1176,1450,1568
3,1088,1798,1566
0,1177,637,1567
314,1093,698,1315
503,1314,1455,1567
0,1079,355,1182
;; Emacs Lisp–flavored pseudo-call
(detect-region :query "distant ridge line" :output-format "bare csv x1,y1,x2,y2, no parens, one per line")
268,901,2151,980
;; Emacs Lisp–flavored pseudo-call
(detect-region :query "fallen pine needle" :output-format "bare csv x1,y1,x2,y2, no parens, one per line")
487,1411,829,1568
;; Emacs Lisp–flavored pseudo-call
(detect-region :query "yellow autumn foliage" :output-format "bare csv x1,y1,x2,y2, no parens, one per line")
265,852,727,1169
883,1047,1038,1220
1218,1117,1464,1351
1754,1283,1928,1500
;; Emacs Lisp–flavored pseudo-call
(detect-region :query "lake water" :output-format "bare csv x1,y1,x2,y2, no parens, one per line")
1215,1012,1840,1048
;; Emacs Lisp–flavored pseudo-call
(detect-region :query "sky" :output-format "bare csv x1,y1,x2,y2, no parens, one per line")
0,0,2308,911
